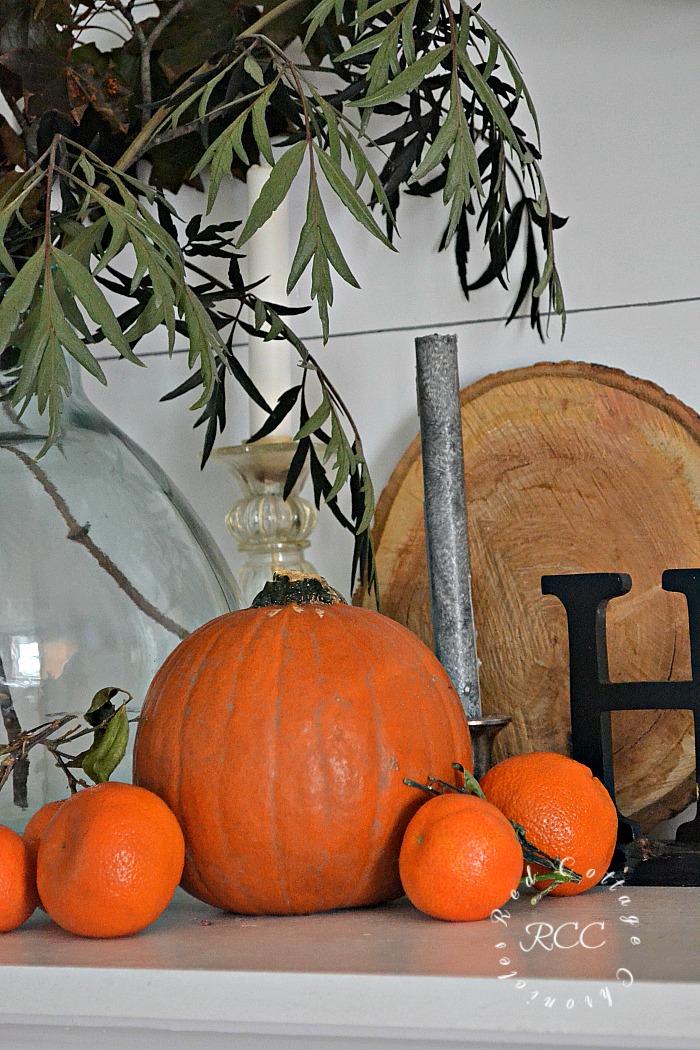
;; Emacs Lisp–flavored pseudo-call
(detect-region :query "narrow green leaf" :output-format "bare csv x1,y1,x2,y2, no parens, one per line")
0,250,43,352
76,153,96,186
12,331,48,409
445,104,482,200
310,248,332,342
124,296,164,343
352,45,450,107
409,90,459,184
191,107,251,200
287,213,317,293
314,146,395,250
533,246,554,298
0,173,44,273
358,469,375,533
342,132,396,229
197,64,232,121
303,0,336,47
93,213,128,274
205,137,235,213
365,24,401,101
444,193,463,248
338,33,385,64
251,79,279,167
244,54,265,86
51,247,142,364
50,290,107,384
483,32,499,80
315,94,342,166
254,298,267,331
401,0,419,64
54,270,91,340
237,141,306,247
360,0,404,20
317,203,360,287
64,214,110,268
457,50,531,163
296,392,331,439
326,419,350,500
265,309,285,341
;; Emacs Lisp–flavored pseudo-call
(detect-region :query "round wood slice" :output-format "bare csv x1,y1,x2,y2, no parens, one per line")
356,361,700,831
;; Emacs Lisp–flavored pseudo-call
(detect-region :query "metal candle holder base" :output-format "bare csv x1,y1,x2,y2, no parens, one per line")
468,715,512,781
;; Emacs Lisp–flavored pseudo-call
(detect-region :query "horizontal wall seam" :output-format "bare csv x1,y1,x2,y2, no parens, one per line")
96,294,700,362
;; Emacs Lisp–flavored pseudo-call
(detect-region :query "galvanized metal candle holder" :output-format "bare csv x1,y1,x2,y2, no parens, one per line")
414,333,510,772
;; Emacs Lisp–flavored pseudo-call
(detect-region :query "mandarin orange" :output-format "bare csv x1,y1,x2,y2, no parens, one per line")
23,800,66,868
0,825,38,932
480,751,617,896
399,792,523,921
37,782,185,938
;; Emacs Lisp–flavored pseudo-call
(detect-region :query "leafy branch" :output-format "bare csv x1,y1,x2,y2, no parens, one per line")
0,0,567,599
0,687,133,801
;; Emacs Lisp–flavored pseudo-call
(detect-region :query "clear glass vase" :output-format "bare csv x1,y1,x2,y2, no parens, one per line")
0,361,241,831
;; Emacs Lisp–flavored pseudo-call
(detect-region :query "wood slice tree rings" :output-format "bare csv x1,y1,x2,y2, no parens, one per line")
355,361,700,831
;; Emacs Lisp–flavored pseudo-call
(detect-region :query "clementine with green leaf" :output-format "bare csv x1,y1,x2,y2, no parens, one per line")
480,751,618,896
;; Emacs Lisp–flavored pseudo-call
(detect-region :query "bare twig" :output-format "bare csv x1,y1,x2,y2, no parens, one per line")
238,0,310,40
0,89,30,134
145,0,191,50
2,444,189,640
0,653,29,808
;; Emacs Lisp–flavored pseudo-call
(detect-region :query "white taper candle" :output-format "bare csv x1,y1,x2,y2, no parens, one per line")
246,163,293,438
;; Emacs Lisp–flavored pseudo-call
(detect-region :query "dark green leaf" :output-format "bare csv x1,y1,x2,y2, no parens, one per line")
283,435,310,499
0,249,42,351
315,145,394,250
81,705,130,784
352,46,450,107
237,141,306,247
248,383,301,441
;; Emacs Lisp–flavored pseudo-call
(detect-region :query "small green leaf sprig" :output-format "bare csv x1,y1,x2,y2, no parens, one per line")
0,686,133,798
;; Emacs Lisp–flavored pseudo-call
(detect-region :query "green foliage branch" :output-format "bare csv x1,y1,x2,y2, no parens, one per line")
0,0,566,598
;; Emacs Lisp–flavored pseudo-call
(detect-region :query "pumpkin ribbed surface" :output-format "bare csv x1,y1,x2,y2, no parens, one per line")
132,601,472,915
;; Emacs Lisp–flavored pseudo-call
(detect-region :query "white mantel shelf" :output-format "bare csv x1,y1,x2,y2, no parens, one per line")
1,885,698,1050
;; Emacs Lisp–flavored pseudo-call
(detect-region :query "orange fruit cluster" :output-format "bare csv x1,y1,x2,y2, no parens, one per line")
0,782,185,938
1,750,618,933
400,751,618,922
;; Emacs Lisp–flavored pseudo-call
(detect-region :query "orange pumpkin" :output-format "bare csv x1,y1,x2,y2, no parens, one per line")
132,573,472,915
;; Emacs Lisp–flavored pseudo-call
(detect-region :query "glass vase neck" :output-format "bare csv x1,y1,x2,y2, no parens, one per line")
1,356,92,440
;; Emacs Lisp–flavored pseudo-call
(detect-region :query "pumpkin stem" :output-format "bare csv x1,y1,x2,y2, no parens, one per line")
251,571,347,608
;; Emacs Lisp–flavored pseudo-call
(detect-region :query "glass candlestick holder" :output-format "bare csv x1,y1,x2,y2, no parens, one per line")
213,440,319,606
